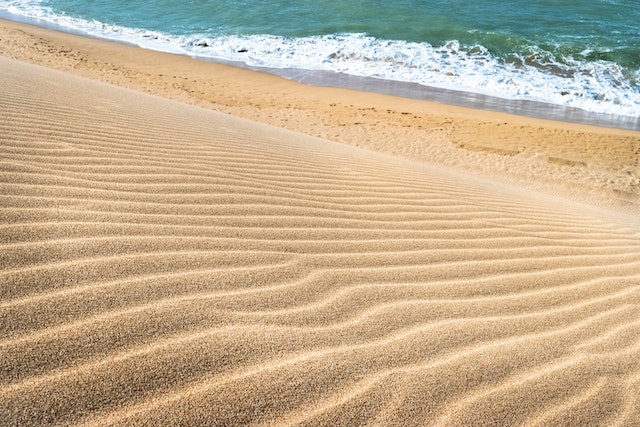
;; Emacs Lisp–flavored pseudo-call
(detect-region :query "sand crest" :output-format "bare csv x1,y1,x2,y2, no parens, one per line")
2,52,640,426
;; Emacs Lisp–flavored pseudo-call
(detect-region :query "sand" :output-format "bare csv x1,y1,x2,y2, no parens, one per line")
1,19,640,426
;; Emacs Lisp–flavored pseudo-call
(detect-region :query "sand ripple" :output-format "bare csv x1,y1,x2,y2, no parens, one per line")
1,57,639,426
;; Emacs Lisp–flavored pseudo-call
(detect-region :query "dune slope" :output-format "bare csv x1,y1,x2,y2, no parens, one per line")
1,57,640,426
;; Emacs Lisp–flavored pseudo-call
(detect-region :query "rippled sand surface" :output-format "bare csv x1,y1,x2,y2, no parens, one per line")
2,57,640,426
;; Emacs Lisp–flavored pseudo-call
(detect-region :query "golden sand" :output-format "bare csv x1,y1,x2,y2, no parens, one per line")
1,19,640,426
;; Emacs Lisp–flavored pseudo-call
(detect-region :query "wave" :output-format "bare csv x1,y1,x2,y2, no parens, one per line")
2,0,639,117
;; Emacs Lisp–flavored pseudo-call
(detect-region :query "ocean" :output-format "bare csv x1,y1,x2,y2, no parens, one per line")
2,0,639,126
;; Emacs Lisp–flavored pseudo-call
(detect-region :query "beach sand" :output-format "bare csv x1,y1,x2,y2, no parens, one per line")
1,19,640,426
1,19,639,213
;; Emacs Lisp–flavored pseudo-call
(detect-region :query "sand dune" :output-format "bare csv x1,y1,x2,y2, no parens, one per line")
2,56,640,426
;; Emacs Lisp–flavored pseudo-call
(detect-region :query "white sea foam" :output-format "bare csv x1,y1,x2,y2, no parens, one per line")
2,0,639,118
189,34,640,117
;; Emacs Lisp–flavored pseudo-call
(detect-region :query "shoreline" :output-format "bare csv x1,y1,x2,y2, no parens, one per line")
235,63,640,132
1,17,639,214
3,11,639,131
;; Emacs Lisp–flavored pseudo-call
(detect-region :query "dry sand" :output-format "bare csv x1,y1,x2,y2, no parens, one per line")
1,19,640,426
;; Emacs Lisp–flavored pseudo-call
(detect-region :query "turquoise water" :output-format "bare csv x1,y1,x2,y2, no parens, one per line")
2,0,639,119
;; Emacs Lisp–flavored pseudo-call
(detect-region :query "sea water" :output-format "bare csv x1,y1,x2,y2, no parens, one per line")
2,0,639,126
